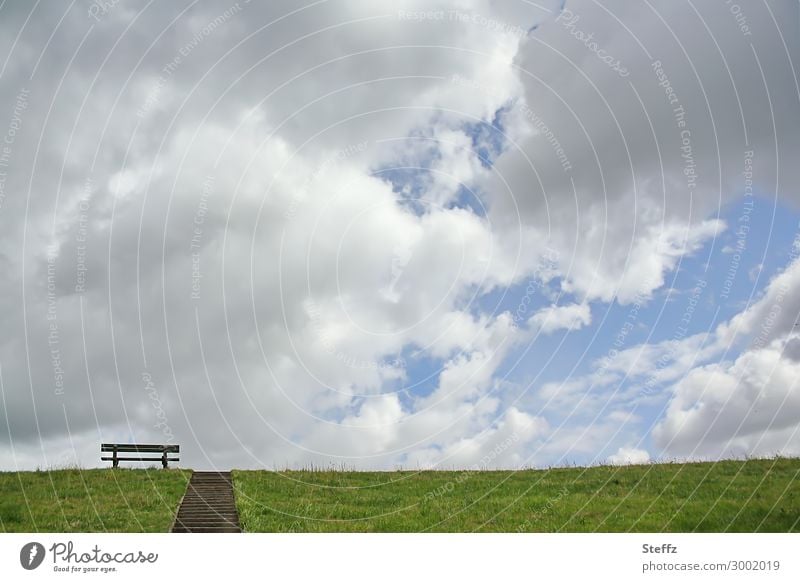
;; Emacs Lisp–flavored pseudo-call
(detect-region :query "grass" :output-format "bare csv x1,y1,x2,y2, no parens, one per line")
0,468,191,532
233,458,800,532
2,459,797,532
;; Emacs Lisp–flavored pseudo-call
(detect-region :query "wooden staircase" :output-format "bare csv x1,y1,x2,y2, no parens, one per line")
172,471,241,533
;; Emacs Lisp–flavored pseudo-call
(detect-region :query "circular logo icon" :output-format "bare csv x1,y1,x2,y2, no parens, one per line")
19,542,45,570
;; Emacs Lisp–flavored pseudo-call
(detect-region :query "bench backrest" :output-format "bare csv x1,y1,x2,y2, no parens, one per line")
101,443,180,453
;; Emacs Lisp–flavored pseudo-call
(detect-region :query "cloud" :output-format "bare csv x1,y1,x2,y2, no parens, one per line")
483,0,799,304
717,248,800,349
608,446,650,466
533,250,800,463
530,302,591,334
651,253,800,458
653,337,800,458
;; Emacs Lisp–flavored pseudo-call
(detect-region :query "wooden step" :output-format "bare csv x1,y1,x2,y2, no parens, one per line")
171,471,242,533
174,519,239,526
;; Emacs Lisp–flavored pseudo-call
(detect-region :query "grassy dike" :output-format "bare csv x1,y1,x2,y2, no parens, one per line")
233,458,800,532
0,468,190,532
1,459,797,532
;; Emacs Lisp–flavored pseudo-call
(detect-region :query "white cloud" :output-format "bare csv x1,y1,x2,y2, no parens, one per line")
653,336,800,458
560,218,726,305
717,253,800,349
530,302,591,334
585,254,800,458
608,446,650,466
535,252,800,463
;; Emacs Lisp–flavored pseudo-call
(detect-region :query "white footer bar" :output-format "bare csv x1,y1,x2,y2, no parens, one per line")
1,533,796,581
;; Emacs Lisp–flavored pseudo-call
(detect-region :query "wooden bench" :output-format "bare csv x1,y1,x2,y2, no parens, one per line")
101,443,180,468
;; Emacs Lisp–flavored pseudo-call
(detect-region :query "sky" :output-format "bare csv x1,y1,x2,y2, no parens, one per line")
0,0,799,471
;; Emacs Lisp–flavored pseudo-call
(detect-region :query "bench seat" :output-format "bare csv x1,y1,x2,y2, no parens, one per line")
101,443,180,468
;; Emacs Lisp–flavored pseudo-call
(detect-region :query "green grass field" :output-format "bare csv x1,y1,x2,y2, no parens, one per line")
0,468,190,532
1,459,798,532
233,458,800,532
